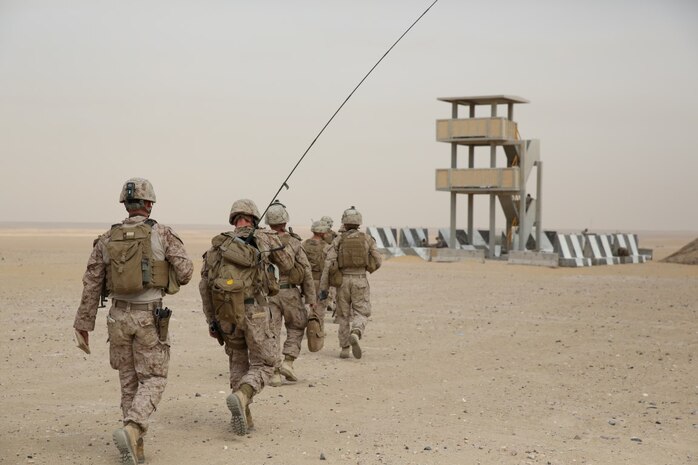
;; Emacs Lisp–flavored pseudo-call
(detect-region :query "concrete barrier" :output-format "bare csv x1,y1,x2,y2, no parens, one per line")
554,233,592,267
508,250,559,267
429,247,485,263
612,233,648,264
583,234,620,265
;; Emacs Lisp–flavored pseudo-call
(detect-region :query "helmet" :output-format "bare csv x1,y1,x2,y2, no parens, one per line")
266,200,289,225
119,178,156,203
229,199,261,225
311,220,329,234
321,216,334,228
341,206,362,225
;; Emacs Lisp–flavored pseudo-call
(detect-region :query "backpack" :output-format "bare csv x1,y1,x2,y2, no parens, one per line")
302,239,326,281
106,219,169,294
206,233,277,326
279,233,306,286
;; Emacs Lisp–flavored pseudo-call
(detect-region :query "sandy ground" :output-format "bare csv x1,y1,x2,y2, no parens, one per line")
0,227,696,465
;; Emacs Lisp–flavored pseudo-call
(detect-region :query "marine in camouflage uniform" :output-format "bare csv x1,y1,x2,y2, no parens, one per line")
73,178,193,465
320,216,338,314
199,199,294,436
319,206,382,359
264,201,316,386
302,220,332,352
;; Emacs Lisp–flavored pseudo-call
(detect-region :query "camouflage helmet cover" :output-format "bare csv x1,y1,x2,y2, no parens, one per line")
266,201,289,225
341,206,362,225
320,216,334,228
311,220,330,234
229,198,261,225
119,177,156,203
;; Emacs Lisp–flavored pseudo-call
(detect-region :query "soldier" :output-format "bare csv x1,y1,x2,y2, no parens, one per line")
320,216,338,315
73,177,193,465
301,220,331,352
199,199,294,436
264,201,316,386
319,206,382,359
321,215,338,245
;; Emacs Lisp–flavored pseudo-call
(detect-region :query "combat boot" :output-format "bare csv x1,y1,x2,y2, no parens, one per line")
339,346,351,359
113,421,141,465
350,331,362,359
245,404,254,431
227,389,250,436
269,369,282,387
279,358,298,382
136,438,144,464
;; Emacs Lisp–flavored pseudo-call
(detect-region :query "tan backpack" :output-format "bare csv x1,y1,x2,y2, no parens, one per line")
106,220,169,294
206,233,277,327
279,233,306,286
302,239,326,281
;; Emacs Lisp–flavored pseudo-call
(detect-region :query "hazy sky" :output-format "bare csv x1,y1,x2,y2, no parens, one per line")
1,0,697,232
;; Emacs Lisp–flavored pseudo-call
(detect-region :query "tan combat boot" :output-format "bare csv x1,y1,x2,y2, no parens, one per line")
339,346,351,359
279,359,298,382
136,437,144,464
226,390,250,436
113,421,141,465
245,404,254,431
269,369,282,387
350,331,362,359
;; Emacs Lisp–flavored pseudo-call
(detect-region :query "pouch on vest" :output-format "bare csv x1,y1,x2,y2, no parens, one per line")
264,262,280,296
211,275,246,327
107,225,150,294
367,254,379,273
165,265,180,295
287,261,306,286
328,260,343,287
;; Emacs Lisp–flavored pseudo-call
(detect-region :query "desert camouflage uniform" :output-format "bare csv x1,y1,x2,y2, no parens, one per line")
302,237,330,314
268,233,316,364
322,229,339,312
74,215,193,433
199,226,294,393
320,229,382,348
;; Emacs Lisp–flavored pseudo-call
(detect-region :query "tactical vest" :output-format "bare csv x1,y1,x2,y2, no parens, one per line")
106,219,169,294
206,232,278,326
302,239,326,281
278,233,306,286
337,232,369,269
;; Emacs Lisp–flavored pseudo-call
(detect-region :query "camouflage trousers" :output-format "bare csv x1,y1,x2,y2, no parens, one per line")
268,287,308,364
312,279,327,317
336,274,371,348
107,305,169,434
220,302,275,394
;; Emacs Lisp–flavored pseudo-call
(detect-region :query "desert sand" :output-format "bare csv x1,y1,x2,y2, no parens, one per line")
0,226,696,465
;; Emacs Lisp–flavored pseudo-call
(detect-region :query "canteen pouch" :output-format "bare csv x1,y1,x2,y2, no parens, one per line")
211,277,246,327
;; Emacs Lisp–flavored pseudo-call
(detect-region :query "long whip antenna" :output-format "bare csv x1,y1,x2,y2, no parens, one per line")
259,0,439,221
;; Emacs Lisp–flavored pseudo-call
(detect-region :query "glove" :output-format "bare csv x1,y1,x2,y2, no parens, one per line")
319,290,328,301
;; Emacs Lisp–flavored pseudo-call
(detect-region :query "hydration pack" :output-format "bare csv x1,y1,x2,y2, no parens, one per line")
106,219,169,294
